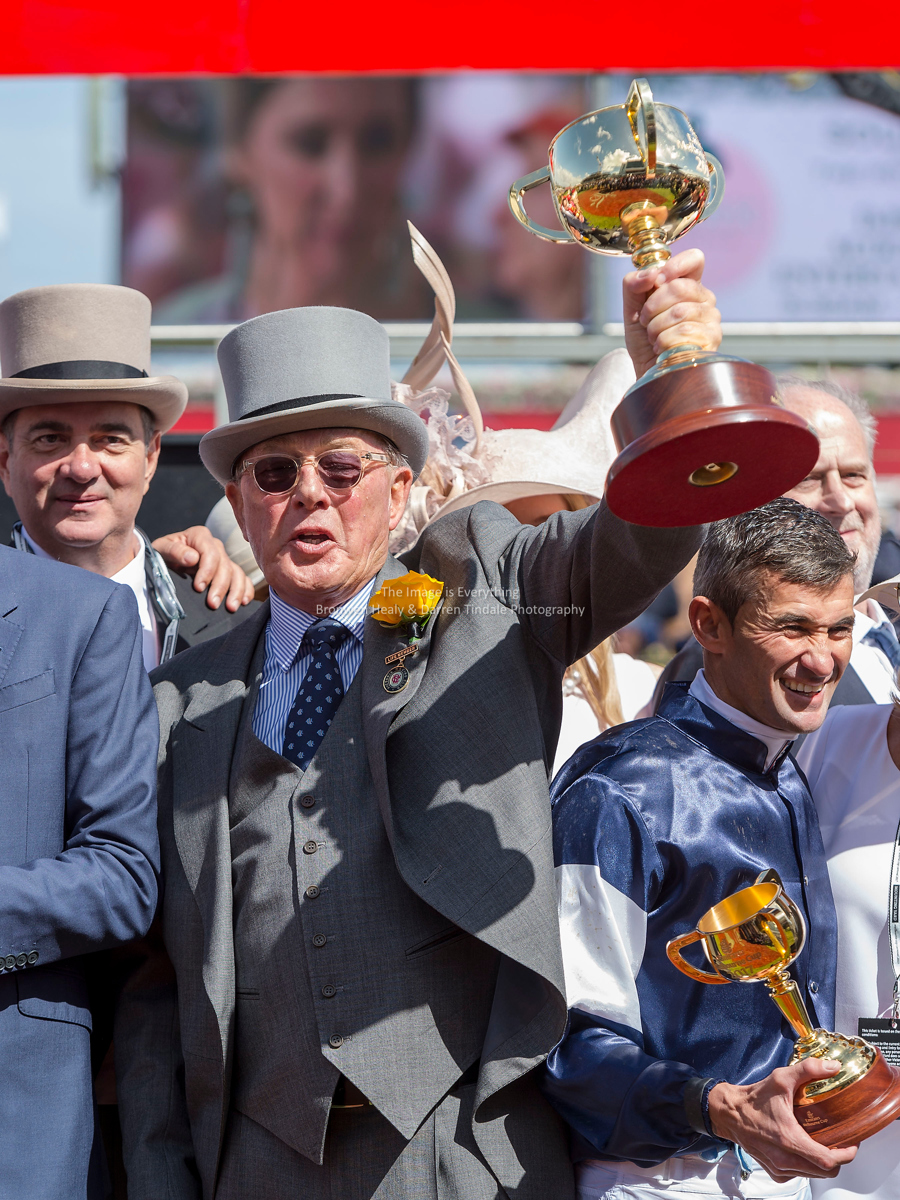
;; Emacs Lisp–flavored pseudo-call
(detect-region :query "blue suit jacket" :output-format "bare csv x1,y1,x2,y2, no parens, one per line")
0,545,159,1199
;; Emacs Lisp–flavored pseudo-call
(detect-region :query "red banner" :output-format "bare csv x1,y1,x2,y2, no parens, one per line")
1,0,898,75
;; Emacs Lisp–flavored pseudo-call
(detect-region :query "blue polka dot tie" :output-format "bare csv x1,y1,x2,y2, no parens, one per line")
282,618,352,770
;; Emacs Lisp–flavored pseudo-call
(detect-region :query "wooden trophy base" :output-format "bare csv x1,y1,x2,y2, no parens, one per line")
605,355,820,527
795,1049,900,1149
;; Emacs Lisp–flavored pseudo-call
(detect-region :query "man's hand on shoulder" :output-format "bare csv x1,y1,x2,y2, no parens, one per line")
623,248,721,380
152,526,254,612
707,1059,857,1181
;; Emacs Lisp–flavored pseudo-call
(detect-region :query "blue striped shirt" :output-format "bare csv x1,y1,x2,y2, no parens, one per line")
252,579,377,754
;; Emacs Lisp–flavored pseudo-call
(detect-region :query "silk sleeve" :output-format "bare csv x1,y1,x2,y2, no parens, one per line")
543,766,724,1165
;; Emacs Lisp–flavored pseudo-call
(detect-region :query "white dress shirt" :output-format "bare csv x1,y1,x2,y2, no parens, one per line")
252,579,377,754
689,668,792,771
797,705,900,1200
849,600,899,703
23,528,159,672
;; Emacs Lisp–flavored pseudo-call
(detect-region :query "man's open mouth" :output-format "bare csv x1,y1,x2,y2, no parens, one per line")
295,532,332,545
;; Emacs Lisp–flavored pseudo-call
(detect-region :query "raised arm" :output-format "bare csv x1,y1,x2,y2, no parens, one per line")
475,248,723,665
479,498,701,668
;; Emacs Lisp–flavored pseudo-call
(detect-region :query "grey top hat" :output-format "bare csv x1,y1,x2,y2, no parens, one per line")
0,283,188,432
199,306,429,485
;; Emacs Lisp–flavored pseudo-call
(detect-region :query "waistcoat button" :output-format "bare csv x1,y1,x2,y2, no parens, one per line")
300,795,315,808
303,840,319,855
321,984,337,998
312,934,327,948
809,980,819,994
305,885,320,899
26,952,38,965
329,1035,344,1049
4,956,15,970
15,954,26,968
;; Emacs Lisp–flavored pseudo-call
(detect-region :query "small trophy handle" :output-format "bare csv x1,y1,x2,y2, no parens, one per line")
698,153,726,223
626,78,657,179
508,168,575,243
666,930,730,985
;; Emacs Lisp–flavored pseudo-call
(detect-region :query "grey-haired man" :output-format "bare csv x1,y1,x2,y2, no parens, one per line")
117,255,717,1199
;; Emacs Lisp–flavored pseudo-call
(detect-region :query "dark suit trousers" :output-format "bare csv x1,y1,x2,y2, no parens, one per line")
216,1084,504,1200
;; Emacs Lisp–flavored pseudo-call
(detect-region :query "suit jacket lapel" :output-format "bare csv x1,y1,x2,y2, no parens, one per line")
0,612,23,690
0,558,23,688
361,556,442,847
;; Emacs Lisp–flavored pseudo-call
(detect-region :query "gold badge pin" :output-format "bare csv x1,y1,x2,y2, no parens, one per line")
384,643,419,667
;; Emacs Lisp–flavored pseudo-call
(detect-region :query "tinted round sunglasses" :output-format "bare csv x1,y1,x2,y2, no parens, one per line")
238,450,392,495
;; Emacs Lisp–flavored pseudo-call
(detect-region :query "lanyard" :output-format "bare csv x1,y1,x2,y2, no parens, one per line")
135,529,185,665
12,523,185,666
888,811,900,1018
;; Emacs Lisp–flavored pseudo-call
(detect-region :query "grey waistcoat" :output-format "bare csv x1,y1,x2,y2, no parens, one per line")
228,659,499,1165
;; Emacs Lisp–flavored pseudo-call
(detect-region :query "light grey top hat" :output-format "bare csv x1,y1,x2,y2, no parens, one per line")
199,306,429,485
0,283,188,431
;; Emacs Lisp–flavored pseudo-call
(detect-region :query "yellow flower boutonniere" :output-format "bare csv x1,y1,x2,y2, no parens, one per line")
370,571,444,630
370,571,444,694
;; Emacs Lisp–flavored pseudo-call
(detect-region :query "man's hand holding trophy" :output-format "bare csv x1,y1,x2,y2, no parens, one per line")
667,870,900,1153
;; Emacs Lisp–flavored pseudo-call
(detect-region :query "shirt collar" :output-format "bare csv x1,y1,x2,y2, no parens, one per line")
22,526,145,585
687,670,793,772
268,578,377,671
111,539,147,589
852,598,889,643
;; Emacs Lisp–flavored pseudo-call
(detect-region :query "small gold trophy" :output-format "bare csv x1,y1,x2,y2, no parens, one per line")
509,80,819,528
666,870,900,1148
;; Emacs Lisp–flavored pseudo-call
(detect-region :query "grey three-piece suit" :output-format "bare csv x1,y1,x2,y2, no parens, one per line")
116,500,701,1199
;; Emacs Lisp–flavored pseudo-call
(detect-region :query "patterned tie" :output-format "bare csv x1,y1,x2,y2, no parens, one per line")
282,618,351,770
862,622,900,673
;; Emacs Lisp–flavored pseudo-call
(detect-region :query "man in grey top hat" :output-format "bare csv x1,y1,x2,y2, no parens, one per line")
0,283,256,670
116,255,717,1199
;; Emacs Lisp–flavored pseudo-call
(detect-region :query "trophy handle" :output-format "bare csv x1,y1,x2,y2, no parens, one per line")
666,930,730,985
698,153,725,223
626,78,657,179
508,168,576,244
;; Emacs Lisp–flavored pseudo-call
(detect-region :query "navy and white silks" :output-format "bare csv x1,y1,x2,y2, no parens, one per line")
543,682,838,1168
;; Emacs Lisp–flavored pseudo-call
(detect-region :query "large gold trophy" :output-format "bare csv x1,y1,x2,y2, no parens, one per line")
509,80,819,527
666,870,900,1147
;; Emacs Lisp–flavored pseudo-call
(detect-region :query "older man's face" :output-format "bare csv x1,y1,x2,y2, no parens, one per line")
782,387,881,592
226,427,412,614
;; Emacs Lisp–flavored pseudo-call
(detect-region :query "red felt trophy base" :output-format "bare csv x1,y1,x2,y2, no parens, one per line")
795,1050,900,1149
604,356,820,528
